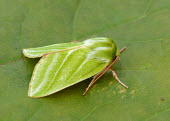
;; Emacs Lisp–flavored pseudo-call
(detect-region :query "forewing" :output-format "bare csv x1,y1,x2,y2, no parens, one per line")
29,47,109,97
23,42,83,58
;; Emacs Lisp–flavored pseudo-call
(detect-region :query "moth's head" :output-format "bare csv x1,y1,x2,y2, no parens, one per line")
116,49,120,56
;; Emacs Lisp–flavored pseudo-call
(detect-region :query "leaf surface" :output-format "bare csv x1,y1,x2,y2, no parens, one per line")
0,0,170,121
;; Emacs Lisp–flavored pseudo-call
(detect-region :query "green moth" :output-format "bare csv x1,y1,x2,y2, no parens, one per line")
23,37,128,98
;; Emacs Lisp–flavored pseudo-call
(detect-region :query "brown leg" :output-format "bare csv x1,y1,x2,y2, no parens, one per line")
83,56,119,95
109,68,128,88
83,72,103,95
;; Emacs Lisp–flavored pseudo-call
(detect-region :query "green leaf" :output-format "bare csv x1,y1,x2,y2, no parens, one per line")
0,0,169,121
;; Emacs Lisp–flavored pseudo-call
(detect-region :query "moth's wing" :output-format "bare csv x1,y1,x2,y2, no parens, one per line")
23,42,83,58
29,47,110,98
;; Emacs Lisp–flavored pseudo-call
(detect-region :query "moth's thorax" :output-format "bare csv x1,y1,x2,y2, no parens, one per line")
83,37,117,64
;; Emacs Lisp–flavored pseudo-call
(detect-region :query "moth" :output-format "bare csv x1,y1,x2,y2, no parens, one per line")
23,37,128,98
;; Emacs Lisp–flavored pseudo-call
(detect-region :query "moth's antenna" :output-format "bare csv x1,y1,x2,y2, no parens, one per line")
120,47,126,53
0,57,26,67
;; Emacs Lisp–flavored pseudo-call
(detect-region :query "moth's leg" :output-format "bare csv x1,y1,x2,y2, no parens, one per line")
83,56,119,95
109,68,128,89
83,68,106,96
120,47,126,53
